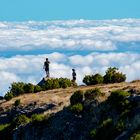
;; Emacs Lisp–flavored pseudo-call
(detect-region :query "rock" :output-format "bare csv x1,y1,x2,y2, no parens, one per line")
0,96,4,100
37,77,54,87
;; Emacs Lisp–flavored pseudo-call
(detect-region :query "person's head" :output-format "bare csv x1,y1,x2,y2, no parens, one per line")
72,69,75,71
46,58,48,61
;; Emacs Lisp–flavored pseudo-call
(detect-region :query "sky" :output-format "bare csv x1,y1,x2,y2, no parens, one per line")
0,0,140,21
0,1,140,96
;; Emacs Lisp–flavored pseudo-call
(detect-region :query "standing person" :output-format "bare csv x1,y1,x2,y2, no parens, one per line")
72,69,76,83
44,58,50,78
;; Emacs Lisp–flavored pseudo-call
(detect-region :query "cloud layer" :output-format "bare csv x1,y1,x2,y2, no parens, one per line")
0,52,140,96
0,19,140,52
0,19,140,96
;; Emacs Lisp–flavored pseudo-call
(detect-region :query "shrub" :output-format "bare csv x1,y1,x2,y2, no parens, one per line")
59,78,72,88
4,92,14,101
52,79,60,89
42,78,72,90
23,83,34,93
43,79,54,90
90,129,97,138
31,114,45,122
12,115,30,128
84,88,104,100
129,131,140,140
70,90,83,105
83,74,104,86
9,82,25,96
34,85,42,93
104,67,126,84
14,99,21,107
97,118,114,139
107,90,130,112
115,120,125,132
0,124,10,132
70,103,83,114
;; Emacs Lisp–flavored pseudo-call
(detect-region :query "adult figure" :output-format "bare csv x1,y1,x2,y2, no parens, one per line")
72,69,76,83
44,58,50,77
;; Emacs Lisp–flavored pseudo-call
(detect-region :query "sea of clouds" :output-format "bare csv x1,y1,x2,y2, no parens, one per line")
0,19,140,96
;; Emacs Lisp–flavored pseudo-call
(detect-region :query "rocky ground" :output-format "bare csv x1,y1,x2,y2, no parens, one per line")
0,81,140,140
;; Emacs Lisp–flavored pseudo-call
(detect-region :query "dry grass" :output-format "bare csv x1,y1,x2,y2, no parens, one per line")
1,81,140,113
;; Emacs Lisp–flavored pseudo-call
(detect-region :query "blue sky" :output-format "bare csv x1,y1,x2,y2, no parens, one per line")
0,0,140,21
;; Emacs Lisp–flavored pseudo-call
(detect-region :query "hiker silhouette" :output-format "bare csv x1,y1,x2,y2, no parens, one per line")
44,58,50,78
72,69,76,82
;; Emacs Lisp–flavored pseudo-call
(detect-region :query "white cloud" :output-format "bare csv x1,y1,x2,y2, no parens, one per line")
0,52,140,96
0,19,140,51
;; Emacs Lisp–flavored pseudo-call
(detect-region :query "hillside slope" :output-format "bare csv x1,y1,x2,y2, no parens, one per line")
0,81,140,140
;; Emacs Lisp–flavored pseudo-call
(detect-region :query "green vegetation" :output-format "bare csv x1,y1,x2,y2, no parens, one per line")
84,88,104,100
83,73,103,86
4,78,72,101
59,78,72,88
107,90,130,112
4,92,13,101
23,83,34,93
70,103,83,114
129,130,140,140
34,85,42,93
0,124,10,132
12,114,30,128
42,78,72,90
31,114,46,122
83,67,126,86
104,67,126,84
70,90,83,105
90,129,97,139
14,99,21,107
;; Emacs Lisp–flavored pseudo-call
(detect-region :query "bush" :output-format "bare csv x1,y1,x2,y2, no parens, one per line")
31,114,45,122
70,103,83,114
90,129,97,138
96,118,114,139
34,85,42,93
12,115,30,128
70,90,83,105
0,124,10,132
129,131,140,140
83,74,104,86
59,78,72,88
10,82,25,96
115,120,125,132
84,88,104,100
42,78,72,90
4,92,14,101
14,99,21,107
107,90,130,112
52,79,60,89
23,83,34,93
104,67,126,84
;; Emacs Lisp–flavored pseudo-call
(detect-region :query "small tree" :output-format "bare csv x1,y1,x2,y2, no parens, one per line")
104,67,126,84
